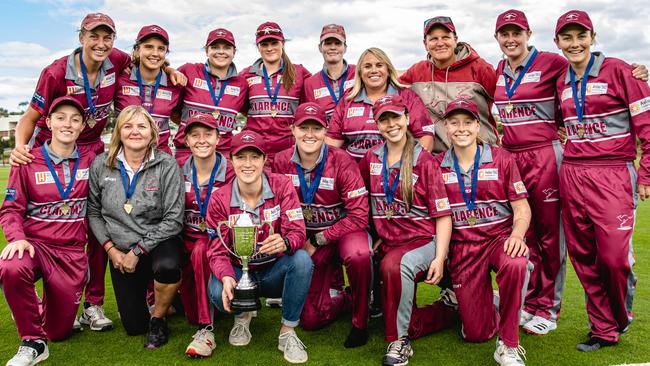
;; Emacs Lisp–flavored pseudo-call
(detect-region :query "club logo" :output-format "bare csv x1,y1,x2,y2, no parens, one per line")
241,133,255,143
543,188,559,202
503,13,517,21
150,26,161,33
617,214,633,230
304,106,318,114
565,13,580,21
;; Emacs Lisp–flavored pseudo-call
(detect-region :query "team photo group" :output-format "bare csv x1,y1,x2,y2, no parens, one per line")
1,6,649,366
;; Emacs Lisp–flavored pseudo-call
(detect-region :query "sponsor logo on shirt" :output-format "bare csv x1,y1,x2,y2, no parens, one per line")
318,177,335,190
247,76,263,86
264,205,281,222
370,163,382,176
514,181,527,194
313,87,329,100
104,176,116,182
347,107,365,118
285,208,304,221
224,85,241,96
156,89,173,100
496,75,506,86
344,79,355,90
144,175,159,191
586,82,608,95
522,71,541,83
478,168,499,181
442,172,458,184
5,187,16,201
630,96,650,116
193,78,209,91
286,174,300,186
76,168,89,181
347,186,367,198
412,173,419,185
617,214,633,231
185,181,193,193
435,198,450,211
32,92,45,109
67,85,84,95
101,72,115,87
35,171,54,185
229,213,253,226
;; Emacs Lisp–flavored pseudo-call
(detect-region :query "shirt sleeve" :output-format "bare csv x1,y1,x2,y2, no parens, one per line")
110,48,133,74
0,166,29,243
279,176,307,254
402,88,433,137
30,66,63,116
326,99,346,140
399,64,416,85
87,158,112,246
206,190,237,281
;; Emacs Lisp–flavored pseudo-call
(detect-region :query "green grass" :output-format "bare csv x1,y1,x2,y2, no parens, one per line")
0,165,648,365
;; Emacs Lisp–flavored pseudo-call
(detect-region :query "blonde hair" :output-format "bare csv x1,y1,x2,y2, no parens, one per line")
347,47,405,101
106,105,159,168
399,131,416,211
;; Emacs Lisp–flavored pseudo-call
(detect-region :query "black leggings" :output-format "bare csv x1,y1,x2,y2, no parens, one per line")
110,236,182,335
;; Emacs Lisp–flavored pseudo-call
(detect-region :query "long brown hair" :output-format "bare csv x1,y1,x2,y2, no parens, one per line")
347,47,404,101
399,130,416,211
106,105,159,168
280,50,296,92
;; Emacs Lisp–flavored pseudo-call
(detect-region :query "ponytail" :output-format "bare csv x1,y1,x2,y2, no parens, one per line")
281,50,296,92
399,131,416,212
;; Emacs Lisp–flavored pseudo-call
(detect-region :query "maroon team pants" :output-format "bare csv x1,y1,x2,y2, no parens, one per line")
0,242,87,341
560,161,637,342
301,230,373,330
450,236,528,348
179,237,213,325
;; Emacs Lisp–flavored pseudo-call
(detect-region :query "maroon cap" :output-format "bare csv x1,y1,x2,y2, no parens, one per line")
184,113,217,134
423,16,456,37
49,96,84,117
231,131,266,155
320,24,346,43
373,95,407,120
255,22,285,44
294,103,327,127
495,10,530,33
80,13,116,33
555,10,593,36
136,25,169,45
206,28,236,48
444,98,479,120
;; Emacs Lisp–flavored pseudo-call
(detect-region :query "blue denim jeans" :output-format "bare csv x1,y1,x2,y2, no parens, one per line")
209,250,313,327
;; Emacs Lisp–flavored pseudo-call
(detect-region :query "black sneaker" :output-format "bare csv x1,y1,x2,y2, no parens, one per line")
382,337,413,366
145,317,170,349
344,326,368,348
576,337,617,352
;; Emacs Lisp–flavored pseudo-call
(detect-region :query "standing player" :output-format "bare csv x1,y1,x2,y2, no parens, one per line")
437,99,531,366
554,10,650,351
240,22,312,164
272,103,372,348
359,95,456,366
1,97,92,365
173,28,248,165
302,24,356,121
327,47,434,160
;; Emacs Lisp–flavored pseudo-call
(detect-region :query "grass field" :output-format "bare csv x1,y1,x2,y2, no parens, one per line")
0,165,648,365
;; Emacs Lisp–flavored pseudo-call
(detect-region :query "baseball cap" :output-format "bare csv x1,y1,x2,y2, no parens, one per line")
80,13,116,33
444,98,479,120
423,16,456,37
495,9,530,33
373,95,407,120
255,21,285,44
294,103,327,127
320,24,346,43
136,25,169,45
555,10,593,36
48,96,85,117
231,131,266,155
206,28,236,48
184,113,217,134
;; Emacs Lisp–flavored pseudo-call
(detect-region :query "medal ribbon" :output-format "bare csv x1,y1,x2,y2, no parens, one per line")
135,67,162,114
118,161,143,201
569,52,596,123
262,64,284,109
320,67,348,105
203,64,230,112
191,154,221,218
503,48,538,100
41,144,80,201
78,49,98,115
451,145,481,215
382,145,401,205
295,146,328,205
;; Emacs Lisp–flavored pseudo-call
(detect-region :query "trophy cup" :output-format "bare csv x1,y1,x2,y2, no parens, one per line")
216,214,273,312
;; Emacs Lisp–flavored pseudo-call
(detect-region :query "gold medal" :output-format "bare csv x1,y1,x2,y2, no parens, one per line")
577,126,585,138
123,201,133,214
199,221,207,232
303,206,314,221
505,102,513,113
87,118,97,129
271,107,278,117
60,202,70,215
212,110,220,119
386,207,394,220
467,214,477,227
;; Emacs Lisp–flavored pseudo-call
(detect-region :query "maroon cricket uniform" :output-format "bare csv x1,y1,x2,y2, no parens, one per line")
302,62,356,121
0,143,94,341
359,143,455,342
556,52,650,342
273,145,372,330
437,144,529,348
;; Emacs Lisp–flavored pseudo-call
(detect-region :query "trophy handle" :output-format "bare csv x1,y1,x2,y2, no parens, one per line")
216,221,240,258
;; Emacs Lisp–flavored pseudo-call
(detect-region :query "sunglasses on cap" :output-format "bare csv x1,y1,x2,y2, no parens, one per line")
424,16,453,26
255,27,283,36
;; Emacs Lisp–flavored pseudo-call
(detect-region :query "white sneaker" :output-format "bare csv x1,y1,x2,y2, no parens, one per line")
265,298,283,308
494,338,526,366
523,315,557,335
185,326,216,358
6,340,49,366
519,310,534,326
72,318,83,332
229,313,253,346
79,305,113,331
278,330,308,364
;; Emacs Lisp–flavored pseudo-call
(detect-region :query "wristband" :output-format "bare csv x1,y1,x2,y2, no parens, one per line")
106,245,115,254
283,237,292,254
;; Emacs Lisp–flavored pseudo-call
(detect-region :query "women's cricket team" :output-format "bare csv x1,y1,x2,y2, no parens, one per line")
1,8,649,366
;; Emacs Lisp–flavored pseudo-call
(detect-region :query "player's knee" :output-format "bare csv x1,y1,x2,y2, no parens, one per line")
288,249,314,277
502,256,528,276
0,260,31,285
380,252,402,280
300,309,323,331
153,260,182,284
343,247,372,269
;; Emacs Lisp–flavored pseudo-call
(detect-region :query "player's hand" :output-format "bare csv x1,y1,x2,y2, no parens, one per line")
0,240,35,260
10,145,34,166
557,127,567,144
109,249,127,273
631,63,649,81
122,250,140,273
169,69,188,86
303,240,317,256
372,239,383,253
259,234,286,255
638,183,650,201
222,276,237,313
425,257,445,285
504,235,528,258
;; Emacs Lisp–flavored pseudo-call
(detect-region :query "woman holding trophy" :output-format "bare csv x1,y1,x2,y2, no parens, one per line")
206,130,313,364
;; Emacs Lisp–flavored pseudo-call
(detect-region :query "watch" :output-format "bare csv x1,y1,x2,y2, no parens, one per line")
283,237,292,254
132,244,144,257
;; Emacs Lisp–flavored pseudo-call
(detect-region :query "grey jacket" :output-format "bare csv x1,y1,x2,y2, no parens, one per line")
88,151,184,254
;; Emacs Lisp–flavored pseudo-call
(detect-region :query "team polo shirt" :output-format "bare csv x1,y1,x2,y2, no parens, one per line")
436,144,528,243
272,144,369,241
1,142,94,248
115,68,181,152
174,62,248,154
557,52,650,184
327,85,432,160
302,61,356,120
30,47,131,146
206,173,307,281
182,153,234,241
240,59,312,158
358,142,451,247
494,47,567,150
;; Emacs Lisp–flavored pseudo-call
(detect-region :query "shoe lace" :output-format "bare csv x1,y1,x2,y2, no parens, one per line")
504,344,527,361
16,346,38,360
385,339,406,358
193,327,213,341
282,332,307,352
88,305,106,321
231,318,251,339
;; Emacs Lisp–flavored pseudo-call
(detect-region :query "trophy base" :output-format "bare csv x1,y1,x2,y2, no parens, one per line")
231,286,261,312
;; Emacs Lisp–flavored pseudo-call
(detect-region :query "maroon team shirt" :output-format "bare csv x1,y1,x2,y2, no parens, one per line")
302,62,356,120
494,48,567,150
272,144,369,241
174,62,249,154
206,173,307,281
359,143,451,247
327,85,433,160
0,143,94,248
557,52,650,184
30,48,131,151
436,144,528,243
240,59,312,159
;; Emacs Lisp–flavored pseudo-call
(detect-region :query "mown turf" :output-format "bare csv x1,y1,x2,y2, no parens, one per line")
0,165,648,365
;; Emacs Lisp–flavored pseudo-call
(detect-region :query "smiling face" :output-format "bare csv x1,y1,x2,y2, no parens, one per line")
495,25,531,61
445,112,480,149
231,148,266,185
292,121,326,155
555,25,594,68
47,105,85,146
119,114,153,153
206,40,235,70
79,26,114,63
360,52,388,91
186,124,219,160
376,112,408,144
136,36,168,72
423,27,458,65
257,39,283,64
319,38,346,64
